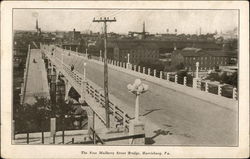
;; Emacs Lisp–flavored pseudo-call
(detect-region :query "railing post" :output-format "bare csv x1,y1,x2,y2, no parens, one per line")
42,131,44,144
205,82,209,92
153,69,156,77
183,76,187,86
142,67,145,74
174,75,178,83
218,85,222,96
27,132,29,144
148,68,151,76
160,71,163,79
134,65,137,71
123,113,126,129
193,78,197,88
233,87,237,100
167,73,170,81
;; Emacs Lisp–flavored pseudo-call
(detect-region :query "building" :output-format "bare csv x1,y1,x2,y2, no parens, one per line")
66,28,81,42
171,48,237,71
108,40,159,64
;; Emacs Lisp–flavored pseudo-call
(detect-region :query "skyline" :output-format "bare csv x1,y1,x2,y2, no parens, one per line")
13,9,238,34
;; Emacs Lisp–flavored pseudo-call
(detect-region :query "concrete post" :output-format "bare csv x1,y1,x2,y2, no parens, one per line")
127,53,130,64
129,120,145,145
50,118,56,138
142,67,145,74
166,73,170,81
196,62,199,78
218,85,222,96
174,75,178,83
134,65,137,71
82,107,94,135
160,71,163,79
233,88,237,100
205,82,209,92
76,47,78,53
183,76,187,86
138,66,141,73
99,50,102,61
85,48,88,58
148,68,151,76
153,69,156,77
70,46,71,51
193,78,197,88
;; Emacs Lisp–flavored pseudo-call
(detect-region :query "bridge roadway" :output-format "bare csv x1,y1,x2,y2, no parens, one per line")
50,46,237,146
23,49,50,105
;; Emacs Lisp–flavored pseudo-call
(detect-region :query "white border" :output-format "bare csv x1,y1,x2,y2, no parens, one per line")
1,1,249,158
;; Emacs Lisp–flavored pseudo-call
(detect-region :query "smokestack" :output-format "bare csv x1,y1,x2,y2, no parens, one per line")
143,21,145,33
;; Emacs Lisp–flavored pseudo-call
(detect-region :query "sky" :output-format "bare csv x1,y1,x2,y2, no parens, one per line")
13,9,238,34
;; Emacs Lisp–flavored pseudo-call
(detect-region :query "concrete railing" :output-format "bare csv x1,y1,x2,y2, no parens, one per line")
20,44,31,105
42,46,130,130
45,45,238,101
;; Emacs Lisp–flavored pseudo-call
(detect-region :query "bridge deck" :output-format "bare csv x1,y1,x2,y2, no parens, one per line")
23,49,50,105
45,46,238,146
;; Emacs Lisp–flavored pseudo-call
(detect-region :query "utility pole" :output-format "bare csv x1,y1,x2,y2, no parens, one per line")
93,17,116,128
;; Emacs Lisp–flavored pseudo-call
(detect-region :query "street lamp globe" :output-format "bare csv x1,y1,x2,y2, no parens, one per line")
127,79,149,122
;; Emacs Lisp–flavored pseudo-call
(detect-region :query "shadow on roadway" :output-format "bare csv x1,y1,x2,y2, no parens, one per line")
145,129,173,145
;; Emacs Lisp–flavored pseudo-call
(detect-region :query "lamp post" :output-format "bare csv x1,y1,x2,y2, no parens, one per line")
127,79,149,122
127,53,130,69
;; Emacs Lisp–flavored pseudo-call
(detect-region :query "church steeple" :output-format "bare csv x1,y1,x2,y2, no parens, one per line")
36,19,38,30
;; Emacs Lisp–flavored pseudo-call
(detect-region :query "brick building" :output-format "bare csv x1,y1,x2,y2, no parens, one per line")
171,48,237,71
108,40,159,65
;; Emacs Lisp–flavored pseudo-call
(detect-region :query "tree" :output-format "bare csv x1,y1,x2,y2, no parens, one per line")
206,72,220,81
15,97,52,133
175,62,185,70
177,70,188,84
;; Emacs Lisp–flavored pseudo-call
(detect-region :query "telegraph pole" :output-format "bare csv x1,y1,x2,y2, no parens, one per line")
93,17,116,128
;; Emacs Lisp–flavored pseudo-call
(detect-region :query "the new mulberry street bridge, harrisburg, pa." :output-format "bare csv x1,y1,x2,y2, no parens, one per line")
18,43,238,146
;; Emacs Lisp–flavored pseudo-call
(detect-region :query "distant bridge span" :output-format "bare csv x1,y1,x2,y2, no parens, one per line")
42,45,238,146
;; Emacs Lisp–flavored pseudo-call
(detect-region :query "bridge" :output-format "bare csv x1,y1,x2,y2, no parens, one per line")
20,45,50,105
37,44,237,146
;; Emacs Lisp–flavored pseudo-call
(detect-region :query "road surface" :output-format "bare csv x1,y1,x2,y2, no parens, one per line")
23,49,50,105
